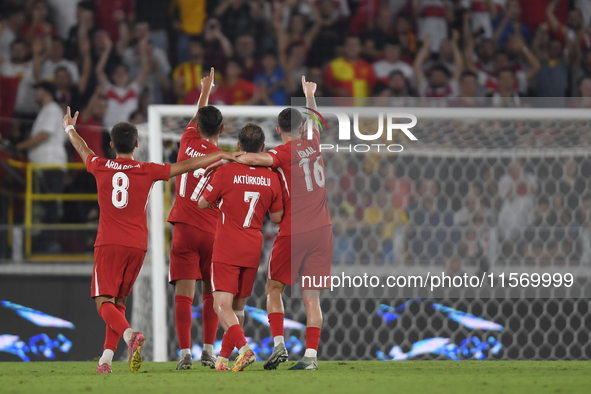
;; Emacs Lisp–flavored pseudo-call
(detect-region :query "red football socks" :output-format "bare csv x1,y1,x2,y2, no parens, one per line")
175,295,193,350
219,333,233,359
202,293,218,345
103,304,127,351
99,302,131,338
268,312,285,338
306,327,321,351
226,324,247,350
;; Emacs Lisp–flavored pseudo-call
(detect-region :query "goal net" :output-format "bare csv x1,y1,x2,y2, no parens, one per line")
134,100,591,362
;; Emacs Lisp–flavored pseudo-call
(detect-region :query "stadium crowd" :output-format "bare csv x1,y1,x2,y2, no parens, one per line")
2,0,591,270
2,0,591,152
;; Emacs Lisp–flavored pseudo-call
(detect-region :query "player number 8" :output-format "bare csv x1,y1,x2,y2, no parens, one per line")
111,172,129,209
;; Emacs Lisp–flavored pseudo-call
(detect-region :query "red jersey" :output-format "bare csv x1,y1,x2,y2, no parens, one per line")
202,163,283,268
167,122,221,234
86,154,170,251
267,128,331,236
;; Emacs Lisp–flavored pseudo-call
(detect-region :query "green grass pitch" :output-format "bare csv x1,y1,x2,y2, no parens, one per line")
1,361,590,394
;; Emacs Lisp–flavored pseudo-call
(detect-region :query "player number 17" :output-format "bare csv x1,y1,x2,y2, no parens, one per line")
179,168,207,201
299,157,325,191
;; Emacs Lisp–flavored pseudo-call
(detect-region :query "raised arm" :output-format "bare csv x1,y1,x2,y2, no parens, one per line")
236,152,274,167
451,30,464,81
63,106,94,164
462,12,478,73
302,75,319,133
78,34,92,95
190,67,215,124
134,37,151,88
546,0,564,33
96,35,113,87
413,36,431,87
169,150,240,178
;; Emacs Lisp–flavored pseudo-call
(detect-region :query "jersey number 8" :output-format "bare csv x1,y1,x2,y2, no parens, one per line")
112,172,129,209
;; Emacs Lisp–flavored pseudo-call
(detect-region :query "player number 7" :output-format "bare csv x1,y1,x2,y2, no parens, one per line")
243,191,260,228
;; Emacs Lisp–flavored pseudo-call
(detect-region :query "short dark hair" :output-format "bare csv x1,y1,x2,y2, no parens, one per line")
10,38,26,49
238,123,265,153
110,122,138,154
197,106,223,137
460,71,477,81
112,63,129,75
497,67,515,78
277,107,303,134
429,64,451,78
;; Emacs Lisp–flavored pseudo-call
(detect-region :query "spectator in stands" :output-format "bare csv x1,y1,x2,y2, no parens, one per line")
559,158,585,213
492,0,532,47
93,0,134,45
202,18,233,72
41,37,79,82
0,4,25,62
65,0,96,60
215,0,253,44
172,38,205,103
547,0,590,51
97,36,150,127
363,8,396,61
123,22,171,104
461,0,497,38
571,50,591,96
308,0,347,68
458,71,479,99
123,22,168,80
413,0,454,53
373,40,415,86
0,38,29,78
535,38,569,98
21,0,57,45
234,34,263,82
283,43,308,96
219,58,257,105
489,68,522,106
414,34,463,97
171,0,207,63
91,29,122,79
13,38,48,117
16,81,65,251
407,178,454,259
498,158,537,240
135,0,171,52
254,51,286,106
274,1,322,70
324,35,377,98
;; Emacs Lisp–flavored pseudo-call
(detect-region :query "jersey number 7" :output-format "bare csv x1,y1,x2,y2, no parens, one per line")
243,191,260,228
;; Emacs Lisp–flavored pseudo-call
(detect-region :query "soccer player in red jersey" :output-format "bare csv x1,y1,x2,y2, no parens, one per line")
62,106,238,374
235,77,333,370
167,68,224,370
198,124,284,372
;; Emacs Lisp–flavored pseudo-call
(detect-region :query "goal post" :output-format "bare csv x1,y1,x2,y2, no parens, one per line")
144,103,591,362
